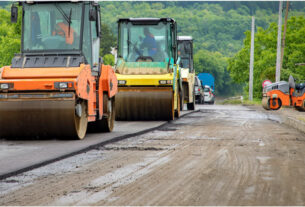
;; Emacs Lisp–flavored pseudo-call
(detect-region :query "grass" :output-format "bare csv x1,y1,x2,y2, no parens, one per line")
242,98,262,106
221,99,243,105
220,97,261,106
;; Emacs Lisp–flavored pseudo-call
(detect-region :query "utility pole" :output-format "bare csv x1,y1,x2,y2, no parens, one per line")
276,1,283,82
281,1,289,70
249,16,255,101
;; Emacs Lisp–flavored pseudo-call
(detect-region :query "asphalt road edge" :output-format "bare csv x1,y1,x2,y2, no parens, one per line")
246,105,305,135
284,116,305,134
0,109,199,180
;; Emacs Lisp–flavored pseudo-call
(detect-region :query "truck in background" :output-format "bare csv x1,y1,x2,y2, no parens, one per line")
197,73,215,92
198,73,215,104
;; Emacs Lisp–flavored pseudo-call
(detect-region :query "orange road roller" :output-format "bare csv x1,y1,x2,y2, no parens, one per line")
0,1,117,139
262,75,305,111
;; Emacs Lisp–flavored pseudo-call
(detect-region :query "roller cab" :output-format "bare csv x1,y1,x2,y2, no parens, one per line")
178,36,195,110
115,18,181,121
0,2,117,139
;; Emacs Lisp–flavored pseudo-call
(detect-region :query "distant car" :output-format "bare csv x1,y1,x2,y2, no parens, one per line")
194,76,204,104
203,85,215,104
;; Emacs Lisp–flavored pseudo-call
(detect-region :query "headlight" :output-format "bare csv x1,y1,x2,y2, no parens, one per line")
55,82,72,89
59,82,68,89
118,80,126,85
0,83,9,89
159,80,172,84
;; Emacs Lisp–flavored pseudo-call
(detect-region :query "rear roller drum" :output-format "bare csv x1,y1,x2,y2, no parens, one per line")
295,100,305,111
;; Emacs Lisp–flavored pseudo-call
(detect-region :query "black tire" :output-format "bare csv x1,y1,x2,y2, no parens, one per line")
187,90,195,110
101,95,115,132
197,96,201,105
187,102,195,110
89,95,115,132
187,87,195,110
200,95,204,104
175,92,181,118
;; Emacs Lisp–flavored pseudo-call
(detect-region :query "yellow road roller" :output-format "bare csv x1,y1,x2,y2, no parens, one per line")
115,18,182,121
177,36,195,110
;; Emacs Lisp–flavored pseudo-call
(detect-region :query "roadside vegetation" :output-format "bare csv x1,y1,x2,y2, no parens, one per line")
228,16,305,99
221,97,261,106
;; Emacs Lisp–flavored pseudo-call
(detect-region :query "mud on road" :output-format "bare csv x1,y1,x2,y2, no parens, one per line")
1,105,305,205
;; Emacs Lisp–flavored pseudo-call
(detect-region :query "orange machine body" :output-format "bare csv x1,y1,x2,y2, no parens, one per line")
0,64,117,122
263,85,305,111
290,88,305,109
265,89,290,110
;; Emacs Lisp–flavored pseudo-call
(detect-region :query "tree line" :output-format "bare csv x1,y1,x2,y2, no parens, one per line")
1,2,305,97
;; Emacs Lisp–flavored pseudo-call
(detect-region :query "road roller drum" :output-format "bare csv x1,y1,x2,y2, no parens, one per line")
0,93,87,139
262,97,270,110
115,88,174,121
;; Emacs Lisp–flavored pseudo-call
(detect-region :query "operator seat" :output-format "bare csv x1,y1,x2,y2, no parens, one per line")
295,83,305,96
296,83,305,91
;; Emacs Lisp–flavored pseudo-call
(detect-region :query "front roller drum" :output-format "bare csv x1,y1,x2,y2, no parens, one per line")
262,97,270,110
115,88,174,121
0,94,88,139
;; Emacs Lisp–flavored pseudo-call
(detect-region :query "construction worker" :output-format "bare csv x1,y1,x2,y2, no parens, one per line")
52,22,75,45
140,27,157,57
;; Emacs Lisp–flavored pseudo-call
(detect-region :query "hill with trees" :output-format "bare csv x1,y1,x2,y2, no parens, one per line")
1,2,305,96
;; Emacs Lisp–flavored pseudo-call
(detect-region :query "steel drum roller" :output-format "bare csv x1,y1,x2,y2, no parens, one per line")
262,96,270,110
0,93,87,139
115,87,173,121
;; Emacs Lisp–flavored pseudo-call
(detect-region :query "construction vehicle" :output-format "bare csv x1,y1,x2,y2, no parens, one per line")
115,18,182,120
177,36,195,110
0,2,117,139
194,76,204,104
198,73,215,92
262,75,305,111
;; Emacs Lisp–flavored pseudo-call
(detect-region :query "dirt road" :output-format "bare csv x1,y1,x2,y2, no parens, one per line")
1,105,305,205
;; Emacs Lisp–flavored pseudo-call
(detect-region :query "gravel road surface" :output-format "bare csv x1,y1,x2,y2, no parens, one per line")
1,105,305,205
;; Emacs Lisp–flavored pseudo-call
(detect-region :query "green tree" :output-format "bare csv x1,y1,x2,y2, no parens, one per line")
228,16,305,99
194,49,241,96
100,23,116,57
0,7,22,67
103,54,115,66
